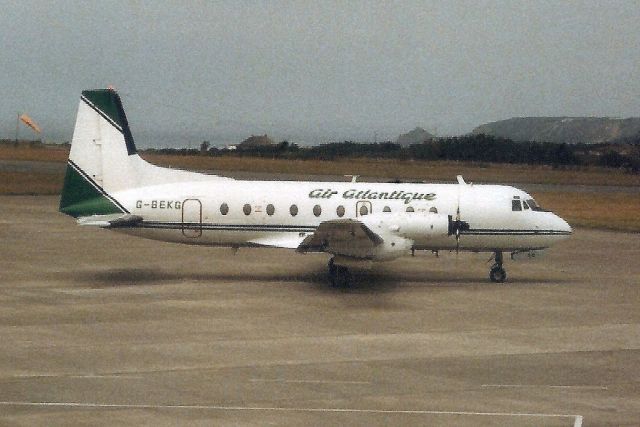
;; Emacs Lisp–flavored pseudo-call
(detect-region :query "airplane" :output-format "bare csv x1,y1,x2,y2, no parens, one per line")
59,89,572,286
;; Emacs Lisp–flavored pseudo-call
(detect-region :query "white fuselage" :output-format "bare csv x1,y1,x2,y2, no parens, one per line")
112,177,572,254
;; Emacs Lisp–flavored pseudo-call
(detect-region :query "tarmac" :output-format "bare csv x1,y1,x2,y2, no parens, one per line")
1,195,639,426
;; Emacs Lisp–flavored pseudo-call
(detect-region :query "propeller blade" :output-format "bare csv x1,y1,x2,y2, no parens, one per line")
455,176,463,255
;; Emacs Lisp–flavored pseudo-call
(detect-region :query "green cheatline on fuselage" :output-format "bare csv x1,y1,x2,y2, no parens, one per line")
59,163,122,218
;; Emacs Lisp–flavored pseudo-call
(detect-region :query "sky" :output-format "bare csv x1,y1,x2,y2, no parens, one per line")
2,0,639,147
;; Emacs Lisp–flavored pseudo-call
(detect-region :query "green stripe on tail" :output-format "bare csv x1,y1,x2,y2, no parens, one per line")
82,89,137,155
82,90,123,129
59,163,123,218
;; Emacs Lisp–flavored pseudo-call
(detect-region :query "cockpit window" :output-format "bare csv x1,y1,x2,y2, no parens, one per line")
526,198,547,212
512,199,522,211
522,200,530,210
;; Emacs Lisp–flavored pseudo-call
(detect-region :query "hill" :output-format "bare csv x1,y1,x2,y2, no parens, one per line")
396,127,434,146
472,117,640,144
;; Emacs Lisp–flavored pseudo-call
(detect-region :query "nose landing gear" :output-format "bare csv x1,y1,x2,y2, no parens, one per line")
489,251,507,283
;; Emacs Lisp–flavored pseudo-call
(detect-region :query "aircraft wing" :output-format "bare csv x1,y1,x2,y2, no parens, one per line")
296,219,384,257
77,214,143,228
248,234,308,249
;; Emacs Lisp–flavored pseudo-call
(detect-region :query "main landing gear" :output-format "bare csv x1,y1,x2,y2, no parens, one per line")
489,251,507,283
328,258,352,287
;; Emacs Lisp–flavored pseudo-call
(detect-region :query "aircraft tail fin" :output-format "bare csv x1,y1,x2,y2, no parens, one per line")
59,89,139,217
60,88,230,218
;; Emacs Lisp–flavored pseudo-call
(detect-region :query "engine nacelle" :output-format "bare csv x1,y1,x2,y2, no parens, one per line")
361,213,450,242
370,233,414,261
332,234,413,263
354,213,450,261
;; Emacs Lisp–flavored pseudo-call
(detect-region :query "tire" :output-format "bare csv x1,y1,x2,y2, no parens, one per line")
489,266,507,283
328,258,337,275
335,266,352,288
328,259,337,285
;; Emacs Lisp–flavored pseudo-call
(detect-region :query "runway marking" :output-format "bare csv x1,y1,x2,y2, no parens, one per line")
11,374,143,379
66,375,144,379
482,384,608,391
0,401,583,425
250,378,371,384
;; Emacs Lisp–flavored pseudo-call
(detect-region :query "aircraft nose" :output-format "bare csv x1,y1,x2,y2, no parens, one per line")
554,214,572,236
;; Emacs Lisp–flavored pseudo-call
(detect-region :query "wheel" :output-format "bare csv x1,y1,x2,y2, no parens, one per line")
331,266,351,288
328,258,337,285
489,265,507,283
336,267,351,288
328,258,337,275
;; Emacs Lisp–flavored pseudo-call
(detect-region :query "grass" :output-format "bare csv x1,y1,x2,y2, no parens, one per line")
142,153,640,187
534,191,640,233
0,144,70,163
1,145,638,231
2,144,639,186
0,171,63,195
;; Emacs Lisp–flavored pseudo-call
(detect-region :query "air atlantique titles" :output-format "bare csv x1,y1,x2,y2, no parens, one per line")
309,188,436,205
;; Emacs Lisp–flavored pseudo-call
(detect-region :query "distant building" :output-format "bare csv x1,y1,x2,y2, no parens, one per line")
396,127,435,146
238,134,275,150
199,141,210,154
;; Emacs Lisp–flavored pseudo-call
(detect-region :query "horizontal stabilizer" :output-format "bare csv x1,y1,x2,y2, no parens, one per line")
77,214,143,228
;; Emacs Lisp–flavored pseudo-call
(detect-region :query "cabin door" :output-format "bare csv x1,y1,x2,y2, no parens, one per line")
182,199,202,238
355,201,372,217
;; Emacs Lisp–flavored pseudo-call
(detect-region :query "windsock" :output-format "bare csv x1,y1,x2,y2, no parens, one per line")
19,113,41,133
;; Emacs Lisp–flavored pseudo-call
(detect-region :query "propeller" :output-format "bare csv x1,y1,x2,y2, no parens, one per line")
452,175,469,254
455,206,461,254
455,175,462,254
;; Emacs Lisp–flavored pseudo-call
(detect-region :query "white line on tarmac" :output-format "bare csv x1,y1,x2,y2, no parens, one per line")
66,375,144,379
250,378,371,384
0,401,583,425
482,384,608,390
11,374,143,379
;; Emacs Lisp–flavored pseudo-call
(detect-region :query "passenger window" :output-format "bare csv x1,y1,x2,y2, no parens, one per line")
429,206,438,213
383,206,391,213
336,205,345,217
266,204,275,216
243,203,252,215
512,199,522,211
290,204,298,216
313,204,322,217
220,203,229,215
359,205,369,216
406,206,414,213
